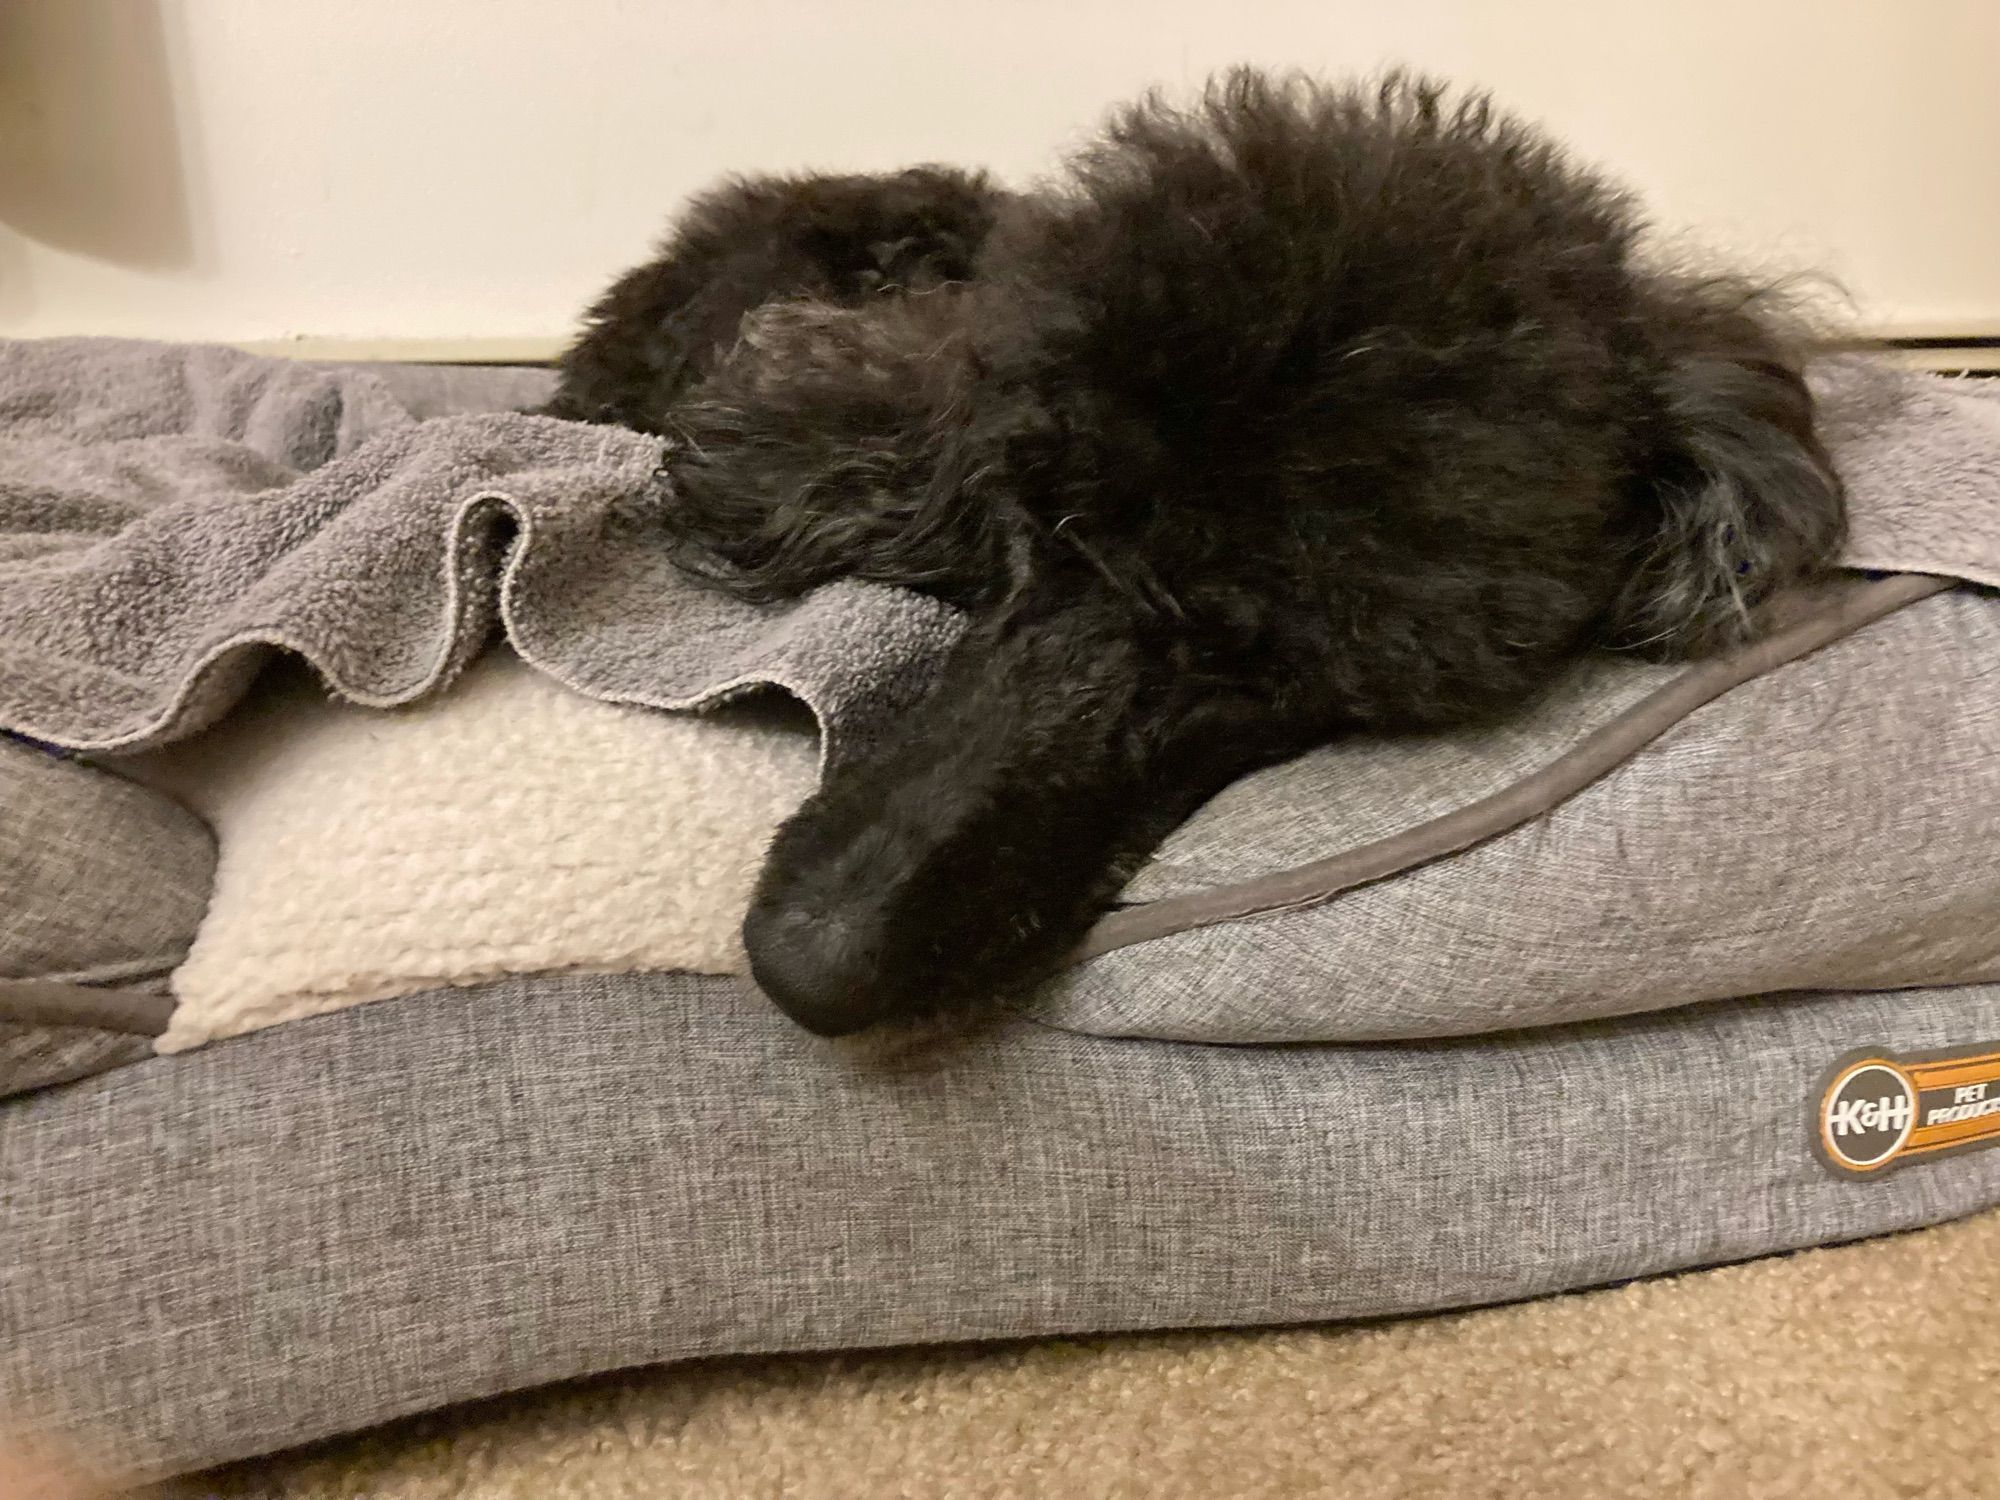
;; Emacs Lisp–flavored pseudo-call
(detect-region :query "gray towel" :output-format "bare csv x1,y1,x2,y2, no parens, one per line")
0,338,1992,770
0,338,962,766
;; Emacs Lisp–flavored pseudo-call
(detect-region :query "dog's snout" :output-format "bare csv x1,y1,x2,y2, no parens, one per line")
742,898,897,1038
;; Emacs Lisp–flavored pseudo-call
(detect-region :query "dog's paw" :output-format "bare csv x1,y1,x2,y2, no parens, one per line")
741,896,905,1037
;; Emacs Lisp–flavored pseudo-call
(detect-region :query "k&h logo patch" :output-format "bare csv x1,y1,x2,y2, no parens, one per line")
1816,1045,2000,1177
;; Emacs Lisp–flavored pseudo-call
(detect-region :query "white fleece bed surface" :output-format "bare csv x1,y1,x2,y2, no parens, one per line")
125,650,818,1053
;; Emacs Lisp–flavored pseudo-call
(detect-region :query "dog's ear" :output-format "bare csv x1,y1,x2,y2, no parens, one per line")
1609,301,1846,656
659,291,1023,608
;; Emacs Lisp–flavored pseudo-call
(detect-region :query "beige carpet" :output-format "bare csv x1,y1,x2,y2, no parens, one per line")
143,1204,2000,1500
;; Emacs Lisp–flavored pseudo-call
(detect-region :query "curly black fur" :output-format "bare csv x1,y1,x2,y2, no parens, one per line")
548,165,1007,429
553,70,1846,1036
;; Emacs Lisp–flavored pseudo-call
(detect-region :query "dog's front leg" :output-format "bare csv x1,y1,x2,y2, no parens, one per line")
740,594,1308,1034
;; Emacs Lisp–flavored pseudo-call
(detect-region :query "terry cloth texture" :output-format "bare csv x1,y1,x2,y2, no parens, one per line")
130,648,817,1053
6,971,2000,1485
1820,354,2000,589
0,338,962,764
164,1204,2000,1500
1,347,1990,761
0,736,205,1095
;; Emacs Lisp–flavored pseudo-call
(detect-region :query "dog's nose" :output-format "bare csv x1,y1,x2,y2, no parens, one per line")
742,900,897,1037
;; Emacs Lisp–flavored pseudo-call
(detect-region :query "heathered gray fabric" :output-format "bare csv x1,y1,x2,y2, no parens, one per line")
0,338,962,763
0,1019,154,1096
1118,361,2000,907
1115,572,1948,903
0,978,173,1034
0,738,212,987
1042,586,2000,1042
5,972,2000,1484
0,737,208,1094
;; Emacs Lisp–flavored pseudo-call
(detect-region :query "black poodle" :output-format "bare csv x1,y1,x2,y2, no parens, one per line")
549,70,1845,1037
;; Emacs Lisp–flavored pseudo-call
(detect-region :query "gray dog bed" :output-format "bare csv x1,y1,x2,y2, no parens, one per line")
2,343,1998,1485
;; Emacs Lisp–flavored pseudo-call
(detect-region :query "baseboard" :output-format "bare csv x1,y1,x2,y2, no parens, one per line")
230,332,2000,373
230,336,563,365
1871,341,2000,373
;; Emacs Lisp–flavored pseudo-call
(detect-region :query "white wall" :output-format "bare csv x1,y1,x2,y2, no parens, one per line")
2,0,1996,348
